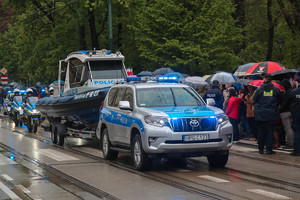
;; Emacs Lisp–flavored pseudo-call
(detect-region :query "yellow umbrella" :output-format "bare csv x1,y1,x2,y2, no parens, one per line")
203,75,211,79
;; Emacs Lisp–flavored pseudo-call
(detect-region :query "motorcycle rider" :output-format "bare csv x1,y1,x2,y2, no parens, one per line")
49,87,54,97
8,88,20,102
23,88,34,104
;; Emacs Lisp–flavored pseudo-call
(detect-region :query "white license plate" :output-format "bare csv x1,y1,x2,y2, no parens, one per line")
183,134,209,142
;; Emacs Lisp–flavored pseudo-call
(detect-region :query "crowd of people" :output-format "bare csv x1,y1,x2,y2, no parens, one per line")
203,74,300,156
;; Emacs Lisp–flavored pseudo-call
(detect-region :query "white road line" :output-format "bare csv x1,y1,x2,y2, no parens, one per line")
247,189,291,199
0,181,20,199
1,174,14,181
15,185,31,193
35,149,79,161
197,175,230,183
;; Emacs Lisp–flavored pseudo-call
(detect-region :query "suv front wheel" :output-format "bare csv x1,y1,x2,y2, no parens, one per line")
131,134,152,171
101,128,118,160
207,150,229,168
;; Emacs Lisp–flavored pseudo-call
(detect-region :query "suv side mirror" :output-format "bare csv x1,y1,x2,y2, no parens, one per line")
206,98,216,106
118,101,131,110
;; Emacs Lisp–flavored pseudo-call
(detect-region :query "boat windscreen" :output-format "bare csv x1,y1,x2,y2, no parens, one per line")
89,60,125,79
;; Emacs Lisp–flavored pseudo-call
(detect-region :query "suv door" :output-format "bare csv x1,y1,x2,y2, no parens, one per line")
117,87,134,143
108,87,127,143
104,87,118,141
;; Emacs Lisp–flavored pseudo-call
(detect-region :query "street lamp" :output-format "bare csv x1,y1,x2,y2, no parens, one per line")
277,38,284,63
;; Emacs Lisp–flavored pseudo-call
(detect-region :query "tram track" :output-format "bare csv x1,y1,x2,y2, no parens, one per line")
2,119,300,200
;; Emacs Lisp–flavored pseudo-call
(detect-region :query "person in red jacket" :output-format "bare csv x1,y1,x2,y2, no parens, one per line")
226,87,242,142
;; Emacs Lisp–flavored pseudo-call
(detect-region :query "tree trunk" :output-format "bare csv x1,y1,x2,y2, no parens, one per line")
88,0,99,50
79,25,87,50
266,0,274,61
232,0,246,50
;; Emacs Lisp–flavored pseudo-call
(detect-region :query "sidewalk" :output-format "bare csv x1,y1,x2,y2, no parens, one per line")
238,138,294,154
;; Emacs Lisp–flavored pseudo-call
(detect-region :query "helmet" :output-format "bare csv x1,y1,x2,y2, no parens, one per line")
13,89,20,93
49,87,54,92
26,88,33,93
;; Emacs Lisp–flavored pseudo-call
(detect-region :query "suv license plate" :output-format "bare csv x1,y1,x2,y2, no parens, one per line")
183,134,209,142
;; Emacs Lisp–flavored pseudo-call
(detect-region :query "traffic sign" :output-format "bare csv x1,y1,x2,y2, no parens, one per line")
1,68,7,74
1,74,8,82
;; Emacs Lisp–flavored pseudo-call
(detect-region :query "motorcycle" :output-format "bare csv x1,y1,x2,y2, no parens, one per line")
10,96,24,127
3,99,11,115
22,97,42,133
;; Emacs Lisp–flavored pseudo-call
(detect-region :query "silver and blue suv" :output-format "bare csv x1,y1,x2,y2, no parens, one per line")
97,82,233,171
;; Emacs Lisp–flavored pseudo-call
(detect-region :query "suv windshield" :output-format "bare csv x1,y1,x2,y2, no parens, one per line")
137,87,204,107
89,60,125,79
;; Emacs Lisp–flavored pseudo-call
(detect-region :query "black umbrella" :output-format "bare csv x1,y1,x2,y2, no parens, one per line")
237,79,252,86
271,68,299,77
234,63,256,77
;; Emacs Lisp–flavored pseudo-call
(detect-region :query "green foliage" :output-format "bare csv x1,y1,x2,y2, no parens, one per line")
0,0,300,86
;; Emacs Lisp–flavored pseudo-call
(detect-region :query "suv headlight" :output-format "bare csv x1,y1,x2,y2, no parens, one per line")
216,114,228,124
144,116,169,127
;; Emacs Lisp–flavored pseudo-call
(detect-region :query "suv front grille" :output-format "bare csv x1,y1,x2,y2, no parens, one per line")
169,117,217,132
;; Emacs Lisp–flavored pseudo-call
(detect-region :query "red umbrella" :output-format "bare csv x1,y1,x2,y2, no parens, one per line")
246,61,286,75
248,80,285,91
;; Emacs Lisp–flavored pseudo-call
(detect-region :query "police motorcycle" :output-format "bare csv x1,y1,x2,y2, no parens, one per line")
3,93,12,116
10,95,24,127
22,91,42,133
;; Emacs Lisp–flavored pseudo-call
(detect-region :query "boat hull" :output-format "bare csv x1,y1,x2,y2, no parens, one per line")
37,88,110,123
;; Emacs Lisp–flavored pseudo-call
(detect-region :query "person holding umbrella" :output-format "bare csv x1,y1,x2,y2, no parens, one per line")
289,77,300,156
252,73,281,154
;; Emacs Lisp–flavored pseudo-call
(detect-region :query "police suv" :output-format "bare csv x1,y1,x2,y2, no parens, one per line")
97,79,233,171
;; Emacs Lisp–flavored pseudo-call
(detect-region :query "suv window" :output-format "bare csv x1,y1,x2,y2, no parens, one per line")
108,88,118,107
113,87,126,107
123,88,133,109
137,87,204,107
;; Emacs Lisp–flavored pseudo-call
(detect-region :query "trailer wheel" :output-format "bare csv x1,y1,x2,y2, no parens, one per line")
56,133,65,146
51,123,57,144
101,128,118,160
33,121,38,134
54,124,66,146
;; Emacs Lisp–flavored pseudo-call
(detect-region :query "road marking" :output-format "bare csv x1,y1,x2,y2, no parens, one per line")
15,185,31,193
247,189,291,199
197,175,230,183
35,149,79,161
0,181,20,199
1,174,14,181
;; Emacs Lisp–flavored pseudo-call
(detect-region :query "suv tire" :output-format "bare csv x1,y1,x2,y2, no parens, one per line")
102,128,118,160
207,150,229,168
131,134,152,171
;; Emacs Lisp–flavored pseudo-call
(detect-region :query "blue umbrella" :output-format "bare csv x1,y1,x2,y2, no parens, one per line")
164,72,185,78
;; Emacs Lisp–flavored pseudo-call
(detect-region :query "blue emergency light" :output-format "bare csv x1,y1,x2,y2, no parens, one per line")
20,90,26,93
126,77,141,82
41,89,45,92
158,76,178,82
